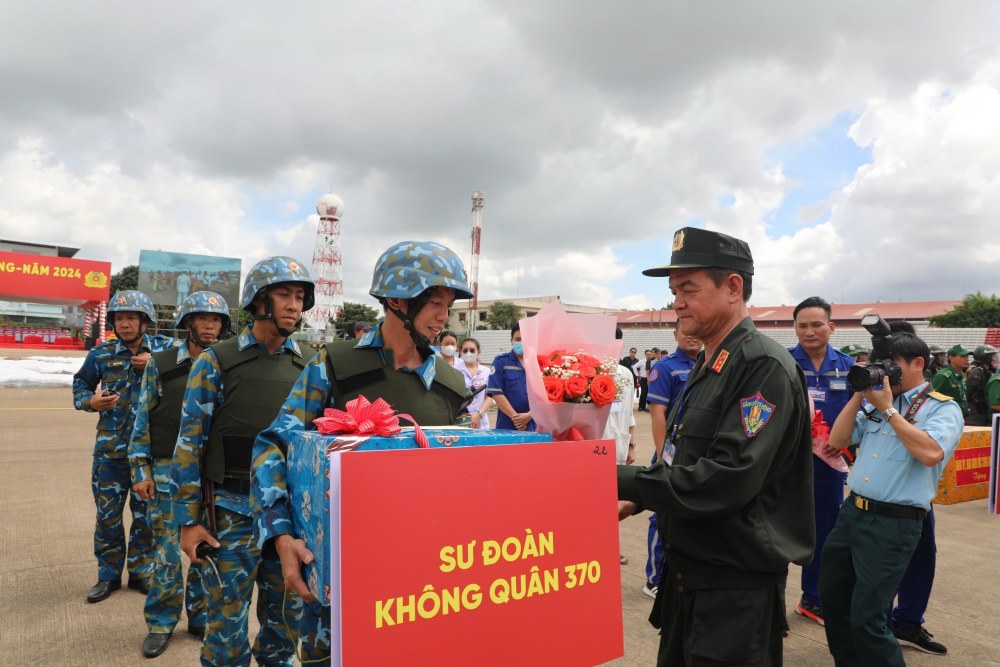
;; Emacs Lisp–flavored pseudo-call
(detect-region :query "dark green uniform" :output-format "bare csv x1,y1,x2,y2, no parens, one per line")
931,366,968,418
966,363,991,426
987,372,1000,420
618,317,814,666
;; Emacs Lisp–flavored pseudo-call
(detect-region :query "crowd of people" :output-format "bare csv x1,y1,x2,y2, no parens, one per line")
69,229,983,666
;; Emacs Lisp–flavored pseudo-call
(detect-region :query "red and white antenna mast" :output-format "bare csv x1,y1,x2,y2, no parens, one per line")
469,191,485,336
308,194,345,332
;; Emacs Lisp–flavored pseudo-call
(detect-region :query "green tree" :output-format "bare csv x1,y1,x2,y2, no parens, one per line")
929,292,1000,328
333,301,381,339
486,301,521,330
110,265,139,295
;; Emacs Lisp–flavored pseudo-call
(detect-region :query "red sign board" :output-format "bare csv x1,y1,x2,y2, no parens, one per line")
953,446,991,487
0,250,111,305
331,440,624,667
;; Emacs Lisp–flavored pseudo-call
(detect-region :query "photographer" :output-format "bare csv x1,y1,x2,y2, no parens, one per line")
819,328,963,667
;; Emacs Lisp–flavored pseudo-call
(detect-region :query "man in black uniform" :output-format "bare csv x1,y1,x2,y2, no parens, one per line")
618,227,814,667
966,344,998,426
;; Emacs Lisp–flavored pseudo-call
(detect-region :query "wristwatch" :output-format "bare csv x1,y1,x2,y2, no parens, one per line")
883,407,899,422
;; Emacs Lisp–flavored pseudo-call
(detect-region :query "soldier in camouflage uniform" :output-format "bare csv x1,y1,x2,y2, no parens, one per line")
931,344,972,421
129,291,229,658
251,241,473,661
965,345,998,426
73,290,177,603
170,258,315,667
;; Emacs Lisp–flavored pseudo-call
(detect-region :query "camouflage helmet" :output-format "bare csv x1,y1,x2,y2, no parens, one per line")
369,241,474,301
175,291,231,330
973,344,998,365
240,256,315,313
108,290,157,324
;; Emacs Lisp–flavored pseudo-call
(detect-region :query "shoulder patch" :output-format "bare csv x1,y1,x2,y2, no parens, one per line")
740,391,775,438
649,368,659,382
928,391,953,402
489,366,496,375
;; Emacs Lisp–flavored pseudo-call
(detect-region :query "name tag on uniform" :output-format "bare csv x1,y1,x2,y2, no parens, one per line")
828,379,848,392
808,387,827,403
610,401,622,413
663,440,676,465
106,360,127,370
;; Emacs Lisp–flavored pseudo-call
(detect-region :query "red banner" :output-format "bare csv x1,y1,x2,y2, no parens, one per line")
333,440,624,667
953,446,991,487
0,250,111,305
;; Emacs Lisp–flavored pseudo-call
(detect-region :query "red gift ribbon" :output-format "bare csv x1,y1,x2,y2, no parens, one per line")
312,395,429,449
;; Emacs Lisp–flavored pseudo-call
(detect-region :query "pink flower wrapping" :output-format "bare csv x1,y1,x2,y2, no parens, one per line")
520,302,623,440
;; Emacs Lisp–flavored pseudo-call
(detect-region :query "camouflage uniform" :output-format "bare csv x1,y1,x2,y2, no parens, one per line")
966,346,998,427
169,327,309,667
130,348,207,633
73,293,176,585
252,241,474,661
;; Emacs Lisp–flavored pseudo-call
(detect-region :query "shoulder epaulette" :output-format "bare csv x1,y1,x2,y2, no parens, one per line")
928,391,953,401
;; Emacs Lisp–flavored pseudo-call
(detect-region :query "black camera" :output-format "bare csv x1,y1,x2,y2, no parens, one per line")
847,314,902,391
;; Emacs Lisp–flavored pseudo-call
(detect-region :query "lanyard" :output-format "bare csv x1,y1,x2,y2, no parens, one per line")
901,384,933,423
666,363,705,444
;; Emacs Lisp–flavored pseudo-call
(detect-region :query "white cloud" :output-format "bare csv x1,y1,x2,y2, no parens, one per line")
0,1,997,314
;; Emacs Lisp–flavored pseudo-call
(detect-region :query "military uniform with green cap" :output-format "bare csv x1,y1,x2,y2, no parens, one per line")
840,344,870,364
931,344,972,418
619,227,814,666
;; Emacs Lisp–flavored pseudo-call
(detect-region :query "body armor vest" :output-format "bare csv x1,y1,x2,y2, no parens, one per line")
149,347,193,458
204,338,309,483
323,340,467,427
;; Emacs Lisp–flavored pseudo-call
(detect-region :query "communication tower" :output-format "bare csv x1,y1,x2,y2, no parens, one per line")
308,193,345,331
469,191,485,335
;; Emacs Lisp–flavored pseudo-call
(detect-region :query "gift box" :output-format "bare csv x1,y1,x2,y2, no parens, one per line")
286,427,553,605
934,426,992,505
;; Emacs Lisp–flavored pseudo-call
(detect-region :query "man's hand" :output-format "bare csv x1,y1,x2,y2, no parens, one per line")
89,392,120,412
133,480,155,500
512,412,532,430
274,535,316,603
180,524,219,564
626,446,636,465
469,413,482,429
131,352,152,372
618,500,638,521
862,381,894,413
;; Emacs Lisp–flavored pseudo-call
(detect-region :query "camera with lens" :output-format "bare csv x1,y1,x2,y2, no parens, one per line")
847,314,902,391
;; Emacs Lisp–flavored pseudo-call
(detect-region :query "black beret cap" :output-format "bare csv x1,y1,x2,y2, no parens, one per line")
643,227,754,277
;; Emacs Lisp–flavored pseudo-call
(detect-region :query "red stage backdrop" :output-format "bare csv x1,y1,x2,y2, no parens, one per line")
0,250,111,305
332,440,624,667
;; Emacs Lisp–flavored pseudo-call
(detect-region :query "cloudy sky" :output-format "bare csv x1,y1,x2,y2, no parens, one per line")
2,1,999,315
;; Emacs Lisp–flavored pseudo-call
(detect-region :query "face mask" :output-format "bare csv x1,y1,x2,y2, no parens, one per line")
461,351,478,364
512,342,524,356
441,345,457,357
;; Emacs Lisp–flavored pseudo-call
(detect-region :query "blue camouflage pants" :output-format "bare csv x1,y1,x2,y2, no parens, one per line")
200,506,301,667
145,457,206,634
299,601,332,663
92,453,153,582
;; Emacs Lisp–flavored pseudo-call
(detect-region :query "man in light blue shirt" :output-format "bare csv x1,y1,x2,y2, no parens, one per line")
819,332,963,667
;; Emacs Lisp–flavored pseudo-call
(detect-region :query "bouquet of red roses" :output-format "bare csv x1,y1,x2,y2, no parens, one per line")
519,302,623,440
538,350,621,407
811,408,849,473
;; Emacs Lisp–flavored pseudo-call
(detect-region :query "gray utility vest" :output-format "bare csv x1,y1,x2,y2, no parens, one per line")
204,338,311,483
148,347,193,458
322,340,468,428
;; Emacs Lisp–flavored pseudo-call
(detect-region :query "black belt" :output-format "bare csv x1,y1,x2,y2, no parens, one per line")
220,475,251,496
848,492,926,521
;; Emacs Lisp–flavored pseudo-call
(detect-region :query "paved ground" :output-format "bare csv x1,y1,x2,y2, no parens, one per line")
1,347,999,665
